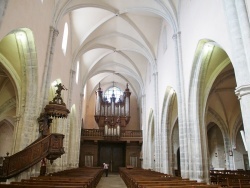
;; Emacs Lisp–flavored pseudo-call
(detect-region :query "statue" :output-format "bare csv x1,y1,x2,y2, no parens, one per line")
55,83,67,97
52,83,67,104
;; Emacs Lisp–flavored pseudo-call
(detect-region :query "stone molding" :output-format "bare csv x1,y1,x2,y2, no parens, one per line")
0,97,16,114
235,84,250,100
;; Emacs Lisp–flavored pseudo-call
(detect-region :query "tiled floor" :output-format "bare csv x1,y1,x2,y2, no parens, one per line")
96,173,127,188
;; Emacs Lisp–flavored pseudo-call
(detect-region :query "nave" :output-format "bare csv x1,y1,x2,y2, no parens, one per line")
1,0,250,185
96,173,127,188
2,167,250,187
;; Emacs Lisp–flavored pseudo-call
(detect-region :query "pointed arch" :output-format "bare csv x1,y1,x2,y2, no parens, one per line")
0,28,38,152
160,86,177,174
144,109,155,169
188,39,232,181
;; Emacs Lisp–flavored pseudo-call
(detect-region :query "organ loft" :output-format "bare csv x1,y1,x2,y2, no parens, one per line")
80,83,142,172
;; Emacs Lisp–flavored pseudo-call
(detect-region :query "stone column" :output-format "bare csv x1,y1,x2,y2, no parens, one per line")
172,32,189,178
141,94,147,169
223,0,250,83
77,93,84,166
12,115,21,154
224,137,234,170
153,71,160,172
65,69,75,168
40,26,59,110
160,101,168,174
235,85,250,162
224,0,250,166
235,0,250,72
234,2,250,163
142,95,152,170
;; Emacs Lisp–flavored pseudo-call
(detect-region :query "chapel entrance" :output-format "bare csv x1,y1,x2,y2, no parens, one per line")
98,142,126,172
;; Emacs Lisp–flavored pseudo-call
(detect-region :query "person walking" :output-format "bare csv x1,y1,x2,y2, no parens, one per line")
103,163,109,177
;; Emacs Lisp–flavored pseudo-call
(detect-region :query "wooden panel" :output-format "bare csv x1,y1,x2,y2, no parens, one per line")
98,142,125,172
0,134,65,180
112,145,124,172
79,141,98,167
99,145,112,165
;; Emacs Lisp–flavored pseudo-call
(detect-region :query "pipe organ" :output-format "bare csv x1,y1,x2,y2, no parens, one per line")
94,83,131,138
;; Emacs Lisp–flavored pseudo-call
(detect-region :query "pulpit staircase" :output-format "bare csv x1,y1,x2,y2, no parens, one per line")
0,133,65,182
0,83,70,182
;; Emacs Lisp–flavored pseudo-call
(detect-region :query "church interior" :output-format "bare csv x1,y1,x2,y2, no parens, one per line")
0,0,250,187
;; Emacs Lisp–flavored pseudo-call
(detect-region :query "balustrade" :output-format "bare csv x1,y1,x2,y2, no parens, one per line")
0,133,64,181
81,129,142,142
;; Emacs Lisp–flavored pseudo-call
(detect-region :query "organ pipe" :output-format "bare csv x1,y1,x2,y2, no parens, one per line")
124,83,131,117
94,83,131,132
95,83,102,116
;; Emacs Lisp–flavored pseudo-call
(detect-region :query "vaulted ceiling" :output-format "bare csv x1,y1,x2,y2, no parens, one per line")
0,1,239,133
56,0,180,98
56,1,239,130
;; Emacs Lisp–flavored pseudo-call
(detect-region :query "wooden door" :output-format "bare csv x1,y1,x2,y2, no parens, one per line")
98,142,125,172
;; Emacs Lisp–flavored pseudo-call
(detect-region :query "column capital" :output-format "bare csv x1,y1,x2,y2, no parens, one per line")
172,31,181,40
13,115,21,122
235,84,250,99
50,26,59,36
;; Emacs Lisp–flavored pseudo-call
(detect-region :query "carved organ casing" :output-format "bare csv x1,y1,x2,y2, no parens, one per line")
94,83,131,137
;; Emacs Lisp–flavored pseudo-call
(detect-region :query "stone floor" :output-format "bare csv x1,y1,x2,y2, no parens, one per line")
96,173,127,188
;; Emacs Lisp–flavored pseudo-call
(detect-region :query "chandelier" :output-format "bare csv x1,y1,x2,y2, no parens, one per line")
94,83,131,138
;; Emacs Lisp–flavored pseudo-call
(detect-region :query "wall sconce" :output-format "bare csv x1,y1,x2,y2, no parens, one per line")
215,153,218,157
229,150,233,156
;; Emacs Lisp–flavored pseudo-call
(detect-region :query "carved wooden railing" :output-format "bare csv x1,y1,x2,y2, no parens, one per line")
0,133,64,180
81,129,142,142
121,130,142,137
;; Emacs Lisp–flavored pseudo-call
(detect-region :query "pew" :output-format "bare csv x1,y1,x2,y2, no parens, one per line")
119,168,222,188
140,186,221,188
210,169,250,188
0,167,103,188
0,184,83,188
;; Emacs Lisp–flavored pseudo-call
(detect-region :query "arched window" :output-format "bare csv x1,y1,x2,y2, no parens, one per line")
62,23,68,56
104,86,123,102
